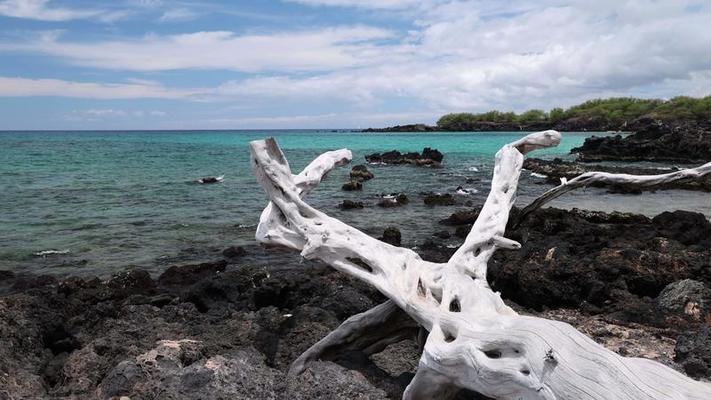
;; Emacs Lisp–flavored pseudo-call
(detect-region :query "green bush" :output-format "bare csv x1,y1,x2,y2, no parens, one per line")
436,96,711,130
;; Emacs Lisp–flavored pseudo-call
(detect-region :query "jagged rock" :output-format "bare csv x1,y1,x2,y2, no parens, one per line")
365,148,443,166
652,210,711,247
158,260,228,286
657,279,711,318
571,121,711,163
377,193,408,208
675,327,711,379
285,361,388,399
379,227,402,246
341,180,362,191
349,165,374,182
339,200,364,210
223,246,247,259
423,192,456,206
439,208,481,225
98,341,282,399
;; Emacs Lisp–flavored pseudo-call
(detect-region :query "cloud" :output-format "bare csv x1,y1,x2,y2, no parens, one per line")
0,0,126,22
66,108,168,121
0,76,198,99
158,8,198,22
286,0,430,10
4,26,394,72
2,0,711,129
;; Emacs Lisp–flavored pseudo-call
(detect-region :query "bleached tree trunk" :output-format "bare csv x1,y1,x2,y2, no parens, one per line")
515,161,711,226
250,132,711,400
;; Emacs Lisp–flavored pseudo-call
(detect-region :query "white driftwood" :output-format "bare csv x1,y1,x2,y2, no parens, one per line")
516,161,711,225
250,132,711,400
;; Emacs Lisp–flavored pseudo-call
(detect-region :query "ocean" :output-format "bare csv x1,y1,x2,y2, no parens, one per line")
1,130,709,277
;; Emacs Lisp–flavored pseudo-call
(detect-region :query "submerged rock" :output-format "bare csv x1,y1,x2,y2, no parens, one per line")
341,180,362,191
339,200,364,210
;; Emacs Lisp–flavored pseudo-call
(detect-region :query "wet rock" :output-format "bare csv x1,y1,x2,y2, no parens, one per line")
440,208,481,225
222,246,247,259
377,193,408,208
423,192,456,206
339,200,364,210
675,327,711,379
365,148,443,166
158,260,227,287
349,165,374,182
434,230,451,239
657,279,711,318
341,180,362,191
379,227,402,246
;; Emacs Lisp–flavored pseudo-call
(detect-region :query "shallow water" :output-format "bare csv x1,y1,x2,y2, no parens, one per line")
0,130,708,277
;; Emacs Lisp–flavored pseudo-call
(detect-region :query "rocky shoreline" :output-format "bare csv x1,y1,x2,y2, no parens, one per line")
2,207,711,399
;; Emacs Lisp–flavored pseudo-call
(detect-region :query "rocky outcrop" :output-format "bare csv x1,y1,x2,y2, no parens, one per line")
377,193,409,208
571,121,711,163
423,192,456,206
338,200,364,210
341,180,362,191
523,158,711,192
379,227,402,247
349,165,374,182
2,208,711,398
362,124,440,132
365,148,443,166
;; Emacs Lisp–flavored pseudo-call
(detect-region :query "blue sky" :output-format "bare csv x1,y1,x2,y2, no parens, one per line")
0,0,710,130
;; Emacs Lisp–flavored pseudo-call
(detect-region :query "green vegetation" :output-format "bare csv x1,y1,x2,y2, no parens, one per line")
436,96,711,130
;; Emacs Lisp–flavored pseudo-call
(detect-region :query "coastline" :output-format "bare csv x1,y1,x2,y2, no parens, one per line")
3,206,710,398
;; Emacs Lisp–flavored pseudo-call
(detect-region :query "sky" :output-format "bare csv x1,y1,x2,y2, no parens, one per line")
0,0,710,130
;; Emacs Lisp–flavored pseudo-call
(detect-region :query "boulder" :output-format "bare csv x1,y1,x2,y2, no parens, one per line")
349,165,374,182
379,227,402,246
377,193,408,208
423,192,456,206
365,148,444,166
222,246,247,259
657,279,711,319
339,200,364,210
675,327,711,379
341,180,362,191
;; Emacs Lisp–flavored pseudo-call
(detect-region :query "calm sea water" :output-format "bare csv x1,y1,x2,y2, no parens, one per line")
1,130,708,277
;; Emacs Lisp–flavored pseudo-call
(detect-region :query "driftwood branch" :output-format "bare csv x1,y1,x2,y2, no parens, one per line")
250,132,711,400
516,161,711,226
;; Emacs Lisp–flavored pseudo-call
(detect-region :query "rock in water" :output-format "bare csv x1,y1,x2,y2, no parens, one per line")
349,165,374,182
365,148,444,166
379,227,402,246
339,200,364,210
377,193,408,208
198,176,224,184
423,192,456,206
222,246,247,259
341,180,362,191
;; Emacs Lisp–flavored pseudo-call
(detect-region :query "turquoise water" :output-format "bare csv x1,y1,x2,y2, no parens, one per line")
1,130,706,277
